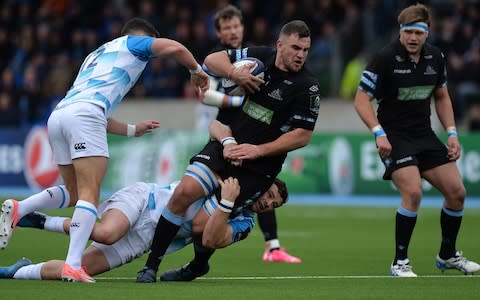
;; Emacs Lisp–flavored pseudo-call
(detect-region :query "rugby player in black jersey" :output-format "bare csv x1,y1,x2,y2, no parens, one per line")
354,3,479,277
136,20,320,283
197,5,302,265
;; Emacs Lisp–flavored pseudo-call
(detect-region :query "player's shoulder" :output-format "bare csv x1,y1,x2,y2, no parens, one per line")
423,42,445,59
290,66,320,91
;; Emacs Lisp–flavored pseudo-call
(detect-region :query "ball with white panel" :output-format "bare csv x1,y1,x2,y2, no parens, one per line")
222,57,265,96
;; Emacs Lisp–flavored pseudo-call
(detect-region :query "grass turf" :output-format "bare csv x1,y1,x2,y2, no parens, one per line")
0,203,479,299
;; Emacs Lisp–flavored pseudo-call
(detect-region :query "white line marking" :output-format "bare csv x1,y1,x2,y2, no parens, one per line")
96,274,480,281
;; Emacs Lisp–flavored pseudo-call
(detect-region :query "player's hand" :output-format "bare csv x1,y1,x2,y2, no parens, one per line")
226,143,262,160
447,136,461,161
191,70,210,97
375,136,392,159
230,63,264,94
134,120,160,136
218,177,240,203
223,143,243,166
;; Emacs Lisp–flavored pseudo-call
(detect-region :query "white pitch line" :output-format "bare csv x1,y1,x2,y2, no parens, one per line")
96,274,480,281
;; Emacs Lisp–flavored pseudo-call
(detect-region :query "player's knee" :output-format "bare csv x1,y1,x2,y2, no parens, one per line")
93,227,118,245
445,184,466,207
404,187,423,208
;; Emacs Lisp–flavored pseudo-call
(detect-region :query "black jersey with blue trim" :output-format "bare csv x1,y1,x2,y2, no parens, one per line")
359,39,447,135
225,46,320,176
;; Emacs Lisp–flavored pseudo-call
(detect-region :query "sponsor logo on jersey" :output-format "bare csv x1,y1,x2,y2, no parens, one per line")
267,88,283,101
195,154,211,160
397,85,434,100
283,80,293,85
24,126,61,190
395,55,404,62
309,84,319,92
242,100,273,124
424,55,433,59
310,94,320,114
424,65,437,75
393,69,412,74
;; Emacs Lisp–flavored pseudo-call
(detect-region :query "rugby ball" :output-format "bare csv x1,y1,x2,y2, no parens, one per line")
221,57,265,96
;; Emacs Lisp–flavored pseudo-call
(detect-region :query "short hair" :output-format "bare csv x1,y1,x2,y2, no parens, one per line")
397,3,431,27
121,17,160,38
274,178,289,205
214,5,243,31
279,20,310,39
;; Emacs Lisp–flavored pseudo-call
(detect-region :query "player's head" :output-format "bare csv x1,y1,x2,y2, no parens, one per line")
275,20,311,73
251,178,289,213
121,17,160,38
214,5,244,49
397,4,430,55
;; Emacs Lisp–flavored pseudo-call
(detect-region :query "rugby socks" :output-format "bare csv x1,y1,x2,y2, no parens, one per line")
145,208,183,272
439,206,463,259
258,210,279,250
65,200,97,269
18,185,70,219
13,263,44,280
190,243,215,273
44,216,69,234
394,207,417,262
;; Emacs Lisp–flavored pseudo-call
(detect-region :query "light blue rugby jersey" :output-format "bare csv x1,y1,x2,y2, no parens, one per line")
56,35,155,117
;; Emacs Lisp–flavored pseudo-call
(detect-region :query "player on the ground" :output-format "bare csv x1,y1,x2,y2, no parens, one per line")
0,177,288,281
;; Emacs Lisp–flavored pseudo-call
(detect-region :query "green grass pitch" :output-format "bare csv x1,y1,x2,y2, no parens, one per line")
1,202,479,299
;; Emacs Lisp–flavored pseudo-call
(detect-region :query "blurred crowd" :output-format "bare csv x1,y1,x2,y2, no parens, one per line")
0,0,479,130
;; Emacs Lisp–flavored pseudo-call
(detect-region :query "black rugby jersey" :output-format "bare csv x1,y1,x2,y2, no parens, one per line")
225,46,320,175
358,39,447,134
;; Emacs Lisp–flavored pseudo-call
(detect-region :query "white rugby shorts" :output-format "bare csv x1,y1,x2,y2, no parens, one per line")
47,101,108,165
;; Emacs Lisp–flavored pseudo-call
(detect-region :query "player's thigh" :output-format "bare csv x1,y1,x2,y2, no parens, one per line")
168,174,210,213
422,162,465,206
92,208,131,244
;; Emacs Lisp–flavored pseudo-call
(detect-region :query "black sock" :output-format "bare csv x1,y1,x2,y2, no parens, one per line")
258,209,278,242
439,207,462,259
394,211,417,262
145,215,181,272
190,244,215,273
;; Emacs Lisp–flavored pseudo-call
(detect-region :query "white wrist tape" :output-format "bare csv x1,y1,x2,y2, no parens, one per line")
127,124,136,137
221,136,237,146
218,198,234,213
189,63,202,75
203,90,224,107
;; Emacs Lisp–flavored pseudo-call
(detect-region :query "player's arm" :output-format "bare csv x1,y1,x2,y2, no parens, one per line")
433,86,460,161
150,38,209,96
202,177,240,248
204,50,263,94
227,128,313,161
106,118,160,137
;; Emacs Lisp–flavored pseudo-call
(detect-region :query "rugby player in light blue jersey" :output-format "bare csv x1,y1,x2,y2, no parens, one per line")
0,177,287,282
0,17,209,283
